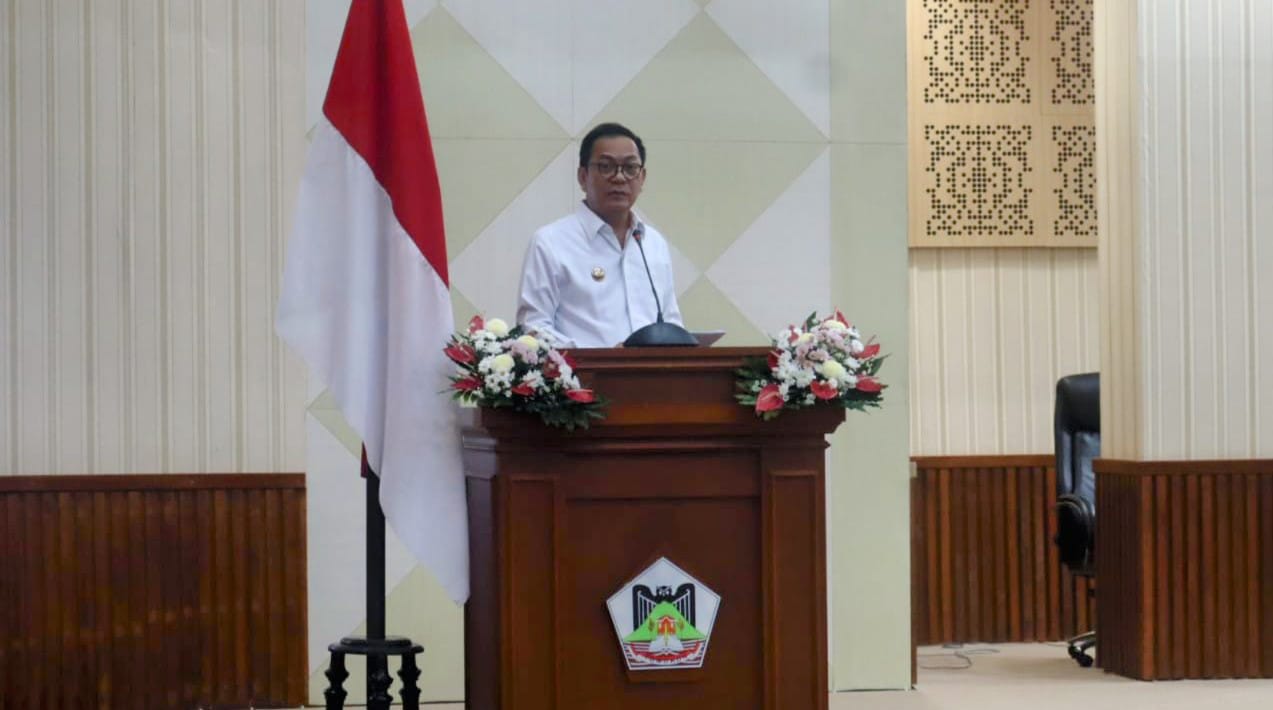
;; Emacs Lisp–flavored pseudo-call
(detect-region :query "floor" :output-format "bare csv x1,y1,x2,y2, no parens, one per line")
833,643,1273,710
363,643,1273,709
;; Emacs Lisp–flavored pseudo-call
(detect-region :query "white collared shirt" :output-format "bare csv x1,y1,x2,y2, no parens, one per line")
516,201,683,348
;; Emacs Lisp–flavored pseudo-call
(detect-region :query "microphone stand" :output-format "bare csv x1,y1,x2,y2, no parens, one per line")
623,225,698,347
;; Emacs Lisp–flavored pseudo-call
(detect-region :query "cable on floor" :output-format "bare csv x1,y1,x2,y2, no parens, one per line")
916,643,1001,670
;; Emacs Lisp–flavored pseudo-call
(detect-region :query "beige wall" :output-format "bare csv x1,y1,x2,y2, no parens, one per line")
1096,0,1273,460
909,248,1100,455
1,0,308,474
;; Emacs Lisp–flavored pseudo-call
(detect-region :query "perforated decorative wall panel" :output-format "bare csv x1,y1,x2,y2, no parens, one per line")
1048,0,1095,106
924,124,1034,238
909,0,1097,247
922,0,1032,105
1050,124,1097,238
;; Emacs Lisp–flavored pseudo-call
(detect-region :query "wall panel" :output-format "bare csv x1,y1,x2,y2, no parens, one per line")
0,474,308,709
0,0,307,475
1095,459,1273,680
906,0,1097,248
909,248,1100,455
911,456,1096,645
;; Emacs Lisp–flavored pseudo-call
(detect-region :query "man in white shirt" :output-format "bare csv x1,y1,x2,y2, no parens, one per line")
516,123,684,348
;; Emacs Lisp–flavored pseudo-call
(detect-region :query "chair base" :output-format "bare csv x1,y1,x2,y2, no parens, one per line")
1067,630,1096,668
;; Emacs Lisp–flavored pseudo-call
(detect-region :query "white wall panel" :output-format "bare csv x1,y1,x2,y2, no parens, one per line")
909,248,1100,456
0,0,13,473
1254,0,1273,456
1,0,307,475
1093,0,1144,459
1134,0,1273,460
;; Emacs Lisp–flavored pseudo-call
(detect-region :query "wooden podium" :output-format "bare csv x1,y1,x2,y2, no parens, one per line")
462,348,845,709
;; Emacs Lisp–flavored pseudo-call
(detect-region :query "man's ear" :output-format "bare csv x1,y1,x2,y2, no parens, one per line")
577,165,587,190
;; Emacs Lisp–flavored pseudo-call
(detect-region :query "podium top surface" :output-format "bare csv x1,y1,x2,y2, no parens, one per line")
459,346,846,445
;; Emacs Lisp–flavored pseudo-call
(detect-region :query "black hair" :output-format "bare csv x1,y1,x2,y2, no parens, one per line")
579,122,646,167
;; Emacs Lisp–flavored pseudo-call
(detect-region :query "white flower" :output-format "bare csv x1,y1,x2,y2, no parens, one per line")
849,339,864,355
485,318,509,337
489,353,515,374
795,332,814,346
794,368,815,388
818,359,847,380
516,334,538,350
776,362,799,384
843,374,859,389
521,371,545,391
778,382,790,399
803,394,816,405
484,370,512,393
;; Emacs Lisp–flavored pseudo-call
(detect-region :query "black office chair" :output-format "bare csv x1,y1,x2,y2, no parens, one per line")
1054,372,1099,667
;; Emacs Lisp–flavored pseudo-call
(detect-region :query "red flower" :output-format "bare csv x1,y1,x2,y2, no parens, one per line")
834,309,850,327
444,343,477,365
856,377,883,393
767,350,781,369
565,388,595,403
859,343,880,359
510,383,534,396
561,351,578,369
810,380,840,400
755,384,783,413
453,376,482,392
543,360,560,379
467,314,484,334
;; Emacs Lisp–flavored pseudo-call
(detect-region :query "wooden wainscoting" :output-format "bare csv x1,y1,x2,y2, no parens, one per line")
1095,459,1273,680
911,456,1095,645
0,474,307,709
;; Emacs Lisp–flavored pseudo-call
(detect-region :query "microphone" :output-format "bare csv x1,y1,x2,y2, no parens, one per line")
623,223,698,347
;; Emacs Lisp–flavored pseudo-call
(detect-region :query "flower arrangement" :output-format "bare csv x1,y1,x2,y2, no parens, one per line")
735,311,886,420
445,315,605,430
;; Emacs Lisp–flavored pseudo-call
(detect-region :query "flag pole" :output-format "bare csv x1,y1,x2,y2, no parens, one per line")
321,452,421,710
365,457,388,678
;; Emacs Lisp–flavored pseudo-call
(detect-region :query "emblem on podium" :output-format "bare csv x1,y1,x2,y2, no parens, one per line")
606,557,721,670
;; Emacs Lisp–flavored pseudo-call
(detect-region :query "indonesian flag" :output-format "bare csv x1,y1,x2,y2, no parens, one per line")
276,0,468,602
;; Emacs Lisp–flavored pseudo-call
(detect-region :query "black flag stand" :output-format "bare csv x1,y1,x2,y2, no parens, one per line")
322,454,424,710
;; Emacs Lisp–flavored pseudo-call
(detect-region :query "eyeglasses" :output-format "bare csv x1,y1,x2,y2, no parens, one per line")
588,161,644,180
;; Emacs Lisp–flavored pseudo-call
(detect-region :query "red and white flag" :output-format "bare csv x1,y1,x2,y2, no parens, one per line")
277,0,467,602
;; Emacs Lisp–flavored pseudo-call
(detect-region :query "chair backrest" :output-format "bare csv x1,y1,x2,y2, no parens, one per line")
1055,373,1100,501
1054,373,1099,573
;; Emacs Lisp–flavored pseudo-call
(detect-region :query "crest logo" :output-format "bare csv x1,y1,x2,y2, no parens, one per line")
606,557,721,670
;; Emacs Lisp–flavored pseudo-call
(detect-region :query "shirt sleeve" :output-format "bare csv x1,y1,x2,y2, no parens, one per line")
516,232,575,347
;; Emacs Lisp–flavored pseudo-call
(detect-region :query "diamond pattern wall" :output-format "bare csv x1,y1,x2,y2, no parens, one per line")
303,0,909,702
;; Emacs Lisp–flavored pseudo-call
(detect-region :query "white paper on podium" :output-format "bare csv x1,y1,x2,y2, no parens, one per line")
692,330,725,346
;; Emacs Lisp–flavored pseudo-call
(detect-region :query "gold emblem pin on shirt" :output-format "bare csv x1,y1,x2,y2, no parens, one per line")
591,266,605,282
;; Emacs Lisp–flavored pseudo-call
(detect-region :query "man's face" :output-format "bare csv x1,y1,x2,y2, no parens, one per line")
578,135,645,221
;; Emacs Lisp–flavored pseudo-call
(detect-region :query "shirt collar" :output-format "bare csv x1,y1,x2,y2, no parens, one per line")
576,200,644,242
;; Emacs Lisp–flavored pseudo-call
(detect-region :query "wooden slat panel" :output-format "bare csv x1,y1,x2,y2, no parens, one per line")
1095,459,1273,680
1262,475,1273,677
911,456,1096,644
0,474,306,707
